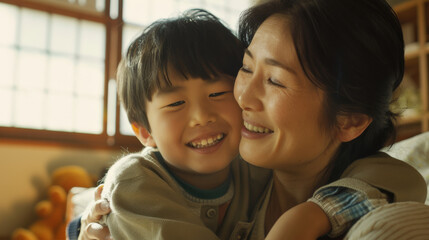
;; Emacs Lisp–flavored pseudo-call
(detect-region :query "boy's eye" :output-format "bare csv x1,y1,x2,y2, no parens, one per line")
166,100,185,107
209,91,228,97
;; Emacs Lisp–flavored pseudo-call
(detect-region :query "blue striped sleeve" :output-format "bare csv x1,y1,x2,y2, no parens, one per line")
308,186,388,237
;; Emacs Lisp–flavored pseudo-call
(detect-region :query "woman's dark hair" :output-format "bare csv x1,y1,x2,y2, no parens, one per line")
118,9,244,130
239,0,404,181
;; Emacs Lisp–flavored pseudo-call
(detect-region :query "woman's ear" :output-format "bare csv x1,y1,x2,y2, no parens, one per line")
131,123,156,147
336,114,372,142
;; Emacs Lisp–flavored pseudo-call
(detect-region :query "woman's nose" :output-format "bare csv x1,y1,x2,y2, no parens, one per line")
234,75,263,112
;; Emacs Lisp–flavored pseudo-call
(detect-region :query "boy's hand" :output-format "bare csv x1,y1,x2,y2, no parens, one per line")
265,201,331,240
78,185,113,240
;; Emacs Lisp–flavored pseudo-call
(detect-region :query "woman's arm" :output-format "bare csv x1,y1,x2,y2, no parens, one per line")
265,201,330,240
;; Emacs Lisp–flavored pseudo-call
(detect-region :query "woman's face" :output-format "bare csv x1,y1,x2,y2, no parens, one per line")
234,14,340,173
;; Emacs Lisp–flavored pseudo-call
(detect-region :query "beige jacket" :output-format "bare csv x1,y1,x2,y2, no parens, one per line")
248,153,427,240
101,147,271,240
102,149,426,240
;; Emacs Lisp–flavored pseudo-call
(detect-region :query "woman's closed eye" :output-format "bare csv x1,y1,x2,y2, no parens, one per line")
268,78,286,88
240,65,253,74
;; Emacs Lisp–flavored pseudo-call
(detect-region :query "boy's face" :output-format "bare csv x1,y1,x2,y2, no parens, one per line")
140,68,243,177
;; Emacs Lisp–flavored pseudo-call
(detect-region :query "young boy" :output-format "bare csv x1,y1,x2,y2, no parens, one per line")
70,9,425,240
99,9,272,239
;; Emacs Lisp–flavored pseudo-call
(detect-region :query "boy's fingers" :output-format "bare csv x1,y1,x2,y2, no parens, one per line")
88,199,111,221
86,223,112,240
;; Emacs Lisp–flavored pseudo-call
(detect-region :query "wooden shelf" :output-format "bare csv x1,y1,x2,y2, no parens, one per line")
405,47,420,60
393,0,429,138
397,115,422,125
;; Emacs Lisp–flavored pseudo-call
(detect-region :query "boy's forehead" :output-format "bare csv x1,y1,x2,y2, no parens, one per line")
154,73,234,94
157,66,233,86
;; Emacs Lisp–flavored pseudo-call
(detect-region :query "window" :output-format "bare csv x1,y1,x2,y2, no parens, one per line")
0,5,105,133
0,0,251,149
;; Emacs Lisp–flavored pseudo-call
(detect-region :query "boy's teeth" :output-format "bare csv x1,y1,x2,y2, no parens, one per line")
190,134,224,148
244,122,271,133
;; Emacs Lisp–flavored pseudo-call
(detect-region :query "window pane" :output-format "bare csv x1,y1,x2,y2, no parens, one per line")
27,0,106,14
46,94,74,132
19,8,49,50
75,97,103,134
122,25,142,54
75,59,105,97
177,0,203,14
152,0,178,20
107,79,117,136
47,55,75,94
123,0,152,25
228,0,249,9
15,90,45,129
123,0,251,32
0,47,16,88
78,20,105,59
120,106,134,135
95,0,106,12
16,50,48,91
0,89,13,126
50,14,78,55
0,3,18,47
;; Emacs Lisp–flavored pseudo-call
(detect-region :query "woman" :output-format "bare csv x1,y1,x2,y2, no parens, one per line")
76,0,427,239
234,0,418,238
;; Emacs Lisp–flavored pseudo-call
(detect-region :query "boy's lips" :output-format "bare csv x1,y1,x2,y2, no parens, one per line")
186,133,225,149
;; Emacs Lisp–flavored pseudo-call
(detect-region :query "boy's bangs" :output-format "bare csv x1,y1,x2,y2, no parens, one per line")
156,44,237,88
142,9,244,99
154,15,243,87
158,53,222,87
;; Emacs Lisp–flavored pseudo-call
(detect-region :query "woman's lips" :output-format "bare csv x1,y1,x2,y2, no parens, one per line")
241,121,273,139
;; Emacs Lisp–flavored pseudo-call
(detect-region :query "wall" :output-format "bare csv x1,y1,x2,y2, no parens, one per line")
0,141,122,237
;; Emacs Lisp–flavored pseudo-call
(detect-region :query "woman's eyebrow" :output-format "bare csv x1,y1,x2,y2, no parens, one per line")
245,48,296,75
244,48,254,58
265,58,296,75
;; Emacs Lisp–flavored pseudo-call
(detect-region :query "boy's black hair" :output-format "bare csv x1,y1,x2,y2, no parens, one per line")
118,9,244,131
239,0,404,181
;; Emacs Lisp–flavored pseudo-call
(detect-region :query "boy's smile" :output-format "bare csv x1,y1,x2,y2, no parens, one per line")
136,68,243,187
187,133,224,149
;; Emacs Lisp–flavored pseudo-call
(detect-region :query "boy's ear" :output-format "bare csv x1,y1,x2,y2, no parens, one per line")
336,114,372,142
131,123,156,147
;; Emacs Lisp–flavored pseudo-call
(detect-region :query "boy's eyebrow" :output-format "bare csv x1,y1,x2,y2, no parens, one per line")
244,48,296,75
155,85,184,96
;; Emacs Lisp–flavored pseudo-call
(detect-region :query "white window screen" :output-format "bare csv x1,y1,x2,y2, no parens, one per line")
0,3,106,134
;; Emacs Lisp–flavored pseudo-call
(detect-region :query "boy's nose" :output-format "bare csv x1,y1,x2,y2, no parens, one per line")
189,104,216,127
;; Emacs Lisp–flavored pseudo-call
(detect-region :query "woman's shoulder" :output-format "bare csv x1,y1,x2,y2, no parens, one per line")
341,152,427,202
